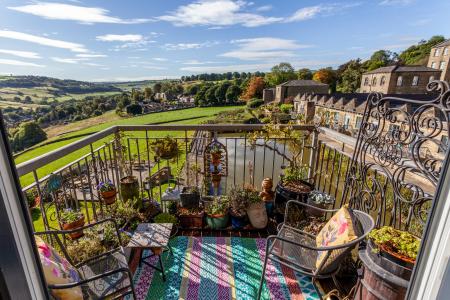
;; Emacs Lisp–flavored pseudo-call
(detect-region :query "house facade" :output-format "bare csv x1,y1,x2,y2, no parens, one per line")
360,65,441,94
428,39,450,83
274,80,329,103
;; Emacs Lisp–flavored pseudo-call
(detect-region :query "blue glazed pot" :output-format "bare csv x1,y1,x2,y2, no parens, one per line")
265,201,274,217
230,213,248,229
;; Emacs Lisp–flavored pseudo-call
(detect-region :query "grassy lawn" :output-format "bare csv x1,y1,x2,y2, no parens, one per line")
17,106,241,187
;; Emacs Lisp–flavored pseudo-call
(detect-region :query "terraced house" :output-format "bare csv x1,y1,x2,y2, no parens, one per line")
428,39,450,83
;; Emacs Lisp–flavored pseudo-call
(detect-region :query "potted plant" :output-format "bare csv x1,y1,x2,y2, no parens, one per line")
210,144,222,166
205,196,229,229
177,207,204,229
306,190,334,217
119,176,140,206
244,185,268,229
228,188,248,229
356,226,420,299
369,226,420,268
60,209,85,239
150,136,179,160
97,180,117,205
180,186,200,208
275,165,313,221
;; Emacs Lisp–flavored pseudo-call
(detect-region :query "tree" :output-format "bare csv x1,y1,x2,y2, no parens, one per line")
336,59,364,93
131,89,143,102
205,86,218,105
11,122,47,152
144,87,153,99
214,82,231,103
364,50,398,71
153,83,162,93
194,85,209,106
297,68,313,80
399,35,446,65
265,63,297,87
241,76,265,100
226,85,241,103
313,68,338,92
126,103,143,115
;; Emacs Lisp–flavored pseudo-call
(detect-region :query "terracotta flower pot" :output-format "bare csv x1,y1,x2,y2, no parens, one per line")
101,189,117,205
62,215,85,239
178,212,204,229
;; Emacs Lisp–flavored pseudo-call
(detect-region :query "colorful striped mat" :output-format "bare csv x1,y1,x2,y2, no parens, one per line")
129,236,320,300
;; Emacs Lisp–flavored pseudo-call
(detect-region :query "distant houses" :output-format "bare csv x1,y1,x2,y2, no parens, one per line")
263,80,329,103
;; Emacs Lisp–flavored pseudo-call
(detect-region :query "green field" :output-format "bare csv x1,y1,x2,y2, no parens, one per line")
17,106,241,187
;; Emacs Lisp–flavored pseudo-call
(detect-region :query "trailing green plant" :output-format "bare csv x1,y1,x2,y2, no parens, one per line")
307,190,334,205
369,226,421,261
154,212,178,224
280,104,294,114
60,209,83,224
205,196,229,216
25,189,37,208
108,199,140,226
243,185,262,206
150,136,179,159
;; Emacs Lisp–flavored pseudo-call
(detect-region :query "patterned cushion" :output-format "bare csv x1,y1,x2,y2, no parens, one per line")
35,236,83,300
315,206,361,271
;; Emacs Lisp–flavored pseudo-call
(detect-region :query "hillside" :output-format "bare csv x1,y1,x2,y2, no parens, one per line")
399,35,446,65
0,75,122,103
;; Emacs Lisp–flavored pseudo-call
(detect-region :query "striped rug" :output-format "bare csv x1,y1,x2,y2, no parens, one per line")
130,236,320,300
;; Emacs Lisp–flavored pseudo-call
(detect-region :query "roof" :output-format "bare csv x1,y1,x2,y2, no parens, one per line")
433,39,450,48
364,65,439,75
364,65,439,74
278,80,328,87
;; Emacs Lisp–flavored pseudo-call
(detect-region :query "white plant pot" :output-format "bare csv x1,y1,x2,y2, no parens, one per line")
246,202,268,229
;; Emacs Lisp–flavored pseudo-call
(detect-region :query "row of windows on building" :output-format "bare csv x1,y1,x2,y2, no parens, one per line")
363,75,436,87
434,47,449,57
430,61,447,70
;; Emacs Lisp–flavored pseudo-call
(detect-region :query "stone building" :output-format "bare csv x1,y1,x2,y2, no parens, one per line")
428,39,450,83
360,65,441,94
294,93,448,156
274,80,329,103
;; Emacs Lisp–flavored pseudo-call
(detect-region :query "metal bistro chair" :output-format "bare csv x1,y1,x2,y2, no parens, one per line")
34,218,136,299
257,200,374,300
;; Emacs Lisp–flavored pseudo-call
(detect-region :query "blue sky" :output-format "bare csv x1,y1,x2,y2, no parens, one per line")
0,0,449,81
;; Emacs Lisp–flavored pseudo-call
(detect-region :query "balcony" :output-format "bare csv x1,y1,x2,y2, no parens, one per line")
13,85,450,299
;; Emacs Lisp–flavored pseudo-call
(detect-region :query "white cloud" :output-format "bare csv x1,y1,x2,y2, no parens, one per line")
92,75,179,82
163,41,219,50
83,62,105,67
0,30,87,53
143,66,168,70
286,6,324,22
256,5,272,12
0,58,44,67
96,34,144,42
221,37,312,60
182,60,221,65
379,0,413,5
180,63,274,73
8,2,151,24
152,57,168,61
76,53,107,58
0,49,41,59
51,57,88,64
158,0,282,27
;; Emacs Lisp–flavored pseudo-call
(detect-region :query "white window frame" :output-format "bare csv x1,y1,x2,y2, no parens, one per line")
431,62,437,69
444,47,449,56
435,48,441,57
397,76,403,86
412,75,419,86
440,61,446,70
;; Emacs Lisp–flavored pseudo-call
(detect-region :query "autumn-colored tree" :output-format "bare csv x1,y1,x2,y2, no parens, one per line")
241,77,265,100
313,68,338,92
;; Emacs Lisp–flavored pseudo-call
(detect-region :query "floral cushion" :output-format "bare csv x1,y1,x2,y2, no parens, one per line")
315,205,361,271
35,236,83,300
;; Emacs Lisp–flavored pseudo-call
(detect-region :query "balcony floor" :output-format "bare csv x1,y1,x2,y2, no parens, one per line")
127,236,322,300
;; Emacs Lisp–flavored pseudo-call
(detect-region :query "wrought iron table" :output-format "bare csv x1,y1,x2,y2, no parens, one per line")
127,223,173,281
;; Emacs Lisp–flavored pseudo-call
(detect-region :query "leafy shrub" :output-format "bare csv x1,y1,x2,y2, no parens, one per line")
247,99,264,108
280,104,294,114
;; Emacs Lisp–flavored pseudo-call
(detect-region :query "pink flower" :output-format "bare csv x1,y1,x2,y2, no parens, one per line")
52,267,61,278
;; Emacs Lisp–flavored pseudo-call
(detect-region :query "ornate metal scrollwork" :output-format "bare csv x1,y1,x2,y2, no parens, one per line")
343,81,450,235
